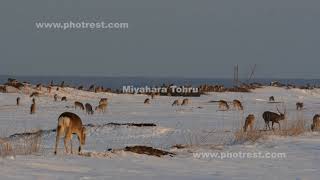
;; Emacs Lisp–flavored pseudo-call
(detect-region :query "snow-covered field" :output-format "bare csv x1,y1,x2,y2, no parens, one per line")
0,85,320,179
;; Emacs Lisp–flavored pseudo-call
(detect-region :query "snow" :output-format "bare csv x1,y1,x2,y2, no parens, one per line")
0,86,320,179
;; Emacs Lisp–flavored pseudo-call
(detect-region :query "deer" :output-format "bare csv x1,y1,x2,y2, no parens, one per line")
269,96,275,102
85,103,94,115
74,101,85,111
218,100,229,111
95,103,107,113
172,99,181,106
99,98,108,105
181,98,189,106
311,114,320,131
262,107,286,130
16,97,20,106
233,99,243,110
61,96,67,101
30,98,36,114
54,112,86,155
296,102,303,110
243,114,255,132
54,94,58,101
144,98,150,104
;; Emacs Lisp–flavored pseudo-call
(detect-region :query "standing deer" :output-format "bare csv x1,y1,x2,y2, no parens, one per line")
218,100,229,111
16,97,20,106
311,114,320,131
233,99,243,110
269,96,275,102
99,98,108,105
243,114,255,132
54,94,58,101
30,98,36,114
172,99,181,106
54,112,86,155
296,102,303,110
181,98,190,106
95,104,107,113
262,107,286,130
144,98,150,104
85,103,94,115
74,101,85,111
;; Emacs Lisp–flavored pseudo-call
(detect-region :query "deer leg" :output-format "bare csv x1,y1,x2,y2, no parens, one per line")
54,125,63,155
70,138,73,154
272,121,274,130
278,122,281,130
64,128,72,154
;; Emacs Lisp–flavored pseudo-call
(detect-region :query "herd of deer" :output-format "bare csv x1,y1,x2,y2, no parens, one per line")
11,86,320,155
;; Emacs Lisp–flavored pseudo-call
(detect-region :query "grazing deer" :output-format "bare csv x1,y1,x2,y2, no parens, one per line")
296,102,303,110
54,112,86,155
85,103,94,115
311,114,320,131
95,104,107,113
99,98,108,105
218,100,229,111
74,101,85,111
61,96,67,101
269,96,275,102
262,107,286,130
30,98,36,114
144,98,150,104
30,92,40,98
181,98,190,106
54,94,58,101
172,99,181,106
16,97,20,106
243,114,255,132
233,99,243,110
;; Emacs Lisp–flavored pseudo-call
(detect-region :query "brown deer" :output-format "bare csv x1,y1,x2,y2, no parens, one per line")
99,98,108,105
172,99,181,106
269,96,275,102
30,98,36,114
262,107,286,130
54,94,58,101
311,114,320,131
85,103,94,115
243,114,255,132
74,101,85,111
54,112,86,155
218,100,229,111
144,98,150,104
296,102,303,110
95,104,107,113
16,97,20,106
181,98,190,106
61,96,67,101
233,99,243,110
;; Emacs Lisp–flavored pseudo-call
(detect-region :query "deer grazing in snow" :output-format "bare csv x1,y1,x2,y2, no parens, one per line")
233,99,243,110
262,107,286,130
54,112,86,155
85,103,94,115
74,101,85,111
269,96,275,102
30,98,36,114
243,114,255,132
181,98,190,106
311,114,320,131
144,98,150,104
296,102,303,110
218,100,229,111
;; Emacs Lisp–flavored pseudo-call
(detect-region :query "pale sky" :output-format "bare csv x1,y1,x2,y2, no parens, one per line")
0,0,319,78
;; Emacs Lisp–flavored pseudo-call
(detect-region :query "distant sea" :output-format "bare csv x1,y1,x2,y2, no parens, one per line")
1,75,320,90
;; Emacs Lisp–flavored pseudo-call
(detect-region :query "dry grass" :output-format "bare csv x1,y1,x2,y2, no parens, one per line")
233,129,265,144
0,130,42,157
